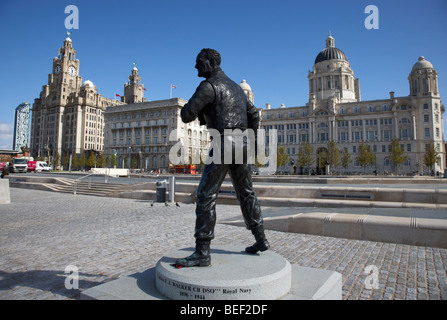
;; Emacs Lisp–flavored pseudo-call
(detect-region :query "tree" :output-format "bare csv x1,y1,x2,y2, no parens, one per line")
389,138,407,173
131,156,138,169
52,152,60,170
276,146,289,170
317,149,328,168
110,154,117,168
341,147,352,171
326,140,340,174
78,153,86,171
97,153,106,168
62,153,69,170
87,152,96,168
357,141,376,172
423,142,439,174
297,142,314,174
71,154,78,170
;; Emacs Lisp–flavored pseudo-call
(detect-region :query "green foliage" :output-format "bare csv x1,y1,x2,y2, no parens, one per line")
423,142,439,170
356,141,376,171
340,147,352,170
276,146,289,168
389,138,408,173
297,143,315,169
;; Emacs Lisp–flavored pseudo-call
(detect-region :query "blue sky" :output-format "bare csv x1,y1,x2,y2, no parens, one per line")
0,0,446,149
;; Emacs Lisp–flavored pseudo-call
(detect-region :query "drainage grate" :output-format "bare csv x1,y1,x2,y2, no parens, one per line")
319,193,373,200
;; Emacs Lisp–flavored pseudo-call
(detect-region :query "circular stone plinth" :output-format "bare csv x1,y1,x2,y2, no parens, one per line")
155,245,291,300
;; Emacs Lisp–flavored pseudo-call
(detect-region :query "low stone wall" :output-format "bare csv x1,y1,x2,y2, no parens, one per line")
0,179,11,204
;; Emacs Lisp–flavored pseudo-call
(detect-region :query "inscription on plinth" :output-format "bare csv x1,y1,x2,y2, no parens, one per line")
155,246,292,300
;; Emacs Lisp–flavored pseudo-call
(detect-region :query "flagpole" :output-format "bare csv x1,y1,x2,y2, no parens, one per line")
170,84,172,99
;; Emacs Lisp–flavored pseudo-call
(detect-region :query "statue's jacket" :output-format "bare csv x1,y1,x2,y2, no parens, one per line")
181,70,260,133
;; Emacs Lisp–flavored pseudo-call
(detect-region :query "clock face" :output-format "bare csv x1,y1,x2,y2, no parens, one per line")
54,65,62,75
68,66,77,77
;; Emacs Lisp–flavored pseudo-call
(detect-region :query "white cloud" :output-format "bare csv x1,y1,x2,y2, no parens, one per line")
0,122,13,150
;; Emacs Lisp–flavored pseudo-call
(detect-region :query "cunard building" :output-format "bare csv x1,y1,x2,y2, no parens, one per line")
258,34,444,174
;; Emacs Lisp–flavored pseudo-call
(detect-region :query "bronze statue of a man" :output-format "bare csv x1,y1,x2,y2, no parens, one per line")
175,48,269,267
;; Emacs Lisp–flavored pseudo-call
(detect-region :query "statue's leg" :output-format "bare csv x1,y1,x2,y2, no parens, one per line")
175,162,229,267
229,163,270,254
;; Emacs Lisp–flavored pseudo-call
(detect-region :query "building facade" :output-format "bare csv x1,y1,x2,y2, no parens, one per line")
259,34,444,174
103,98,209,171
30,36,125,160
13,102,31,151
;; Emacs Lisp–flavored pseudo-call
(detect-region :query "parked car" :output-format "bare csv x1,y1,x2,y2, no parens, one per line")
35,161,52,172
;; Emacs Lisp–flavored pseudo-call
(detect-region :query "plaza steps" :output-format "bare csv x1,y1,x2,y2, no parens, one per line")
7,175,447,208
8,176,124,198
49,181,124,197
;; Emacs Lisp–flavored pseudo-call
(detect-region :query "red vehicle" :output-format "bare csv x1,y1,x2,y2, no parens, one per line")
169,164,196,174
27,160,37,172
0,162,8,172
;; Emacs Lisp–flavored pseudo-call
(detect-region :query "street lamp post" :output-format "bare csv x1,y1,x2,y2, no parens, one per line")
128,146,131,178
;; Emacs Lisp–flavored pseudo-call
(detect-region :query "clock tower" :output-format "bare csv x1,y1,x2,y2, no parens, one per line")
124,64,146,104
52,35,82,97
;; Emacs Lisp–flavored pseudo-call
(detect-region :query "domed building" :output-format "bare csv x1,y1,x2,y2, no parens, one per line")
260,34,444,175
240,79,255,103
308,33,360,103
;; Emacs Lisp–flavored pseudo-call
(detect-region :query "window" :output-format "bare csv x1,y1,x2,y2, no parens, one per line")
425,128,430,138
407,144,412,152
382,105,389,111
400,129,409,139
436,128,440,138
424,114,429,122
338,132,348,141
424,104,429,110
367,131,376,140
368,105,374,112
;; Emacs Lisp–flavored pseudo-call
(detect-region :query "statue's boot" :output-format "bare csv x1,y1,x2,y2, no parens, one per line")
245,225,270,254
175,240,211,267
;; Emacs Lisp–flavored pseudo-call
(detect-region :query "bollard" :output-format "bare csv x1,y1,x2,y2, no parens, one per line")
169,176,175,203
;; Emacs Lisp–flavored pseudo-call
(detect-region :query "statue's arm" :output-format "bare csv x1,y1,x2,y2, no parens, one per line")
246,99,260,130
181,81,215,124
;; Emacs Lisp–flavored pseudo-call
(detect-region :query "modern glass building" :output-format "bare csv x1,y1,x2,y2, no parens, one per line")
13,102,31,151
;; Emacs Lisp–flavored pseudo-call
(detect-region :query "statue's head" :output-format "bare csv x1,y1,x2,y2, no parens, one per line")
195,48,221,78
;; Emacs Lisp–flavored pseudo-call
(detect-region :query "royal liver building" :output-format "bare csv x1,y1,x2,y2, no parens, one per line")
257,34,444,175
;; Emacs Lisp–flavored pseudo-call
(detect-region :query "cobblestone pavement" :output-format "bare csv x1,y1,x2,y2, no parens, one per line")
1,188,446,300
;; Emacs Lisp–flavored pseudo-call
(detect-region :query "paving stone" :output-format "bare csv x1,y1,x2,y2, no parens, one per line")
1,187,447,300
